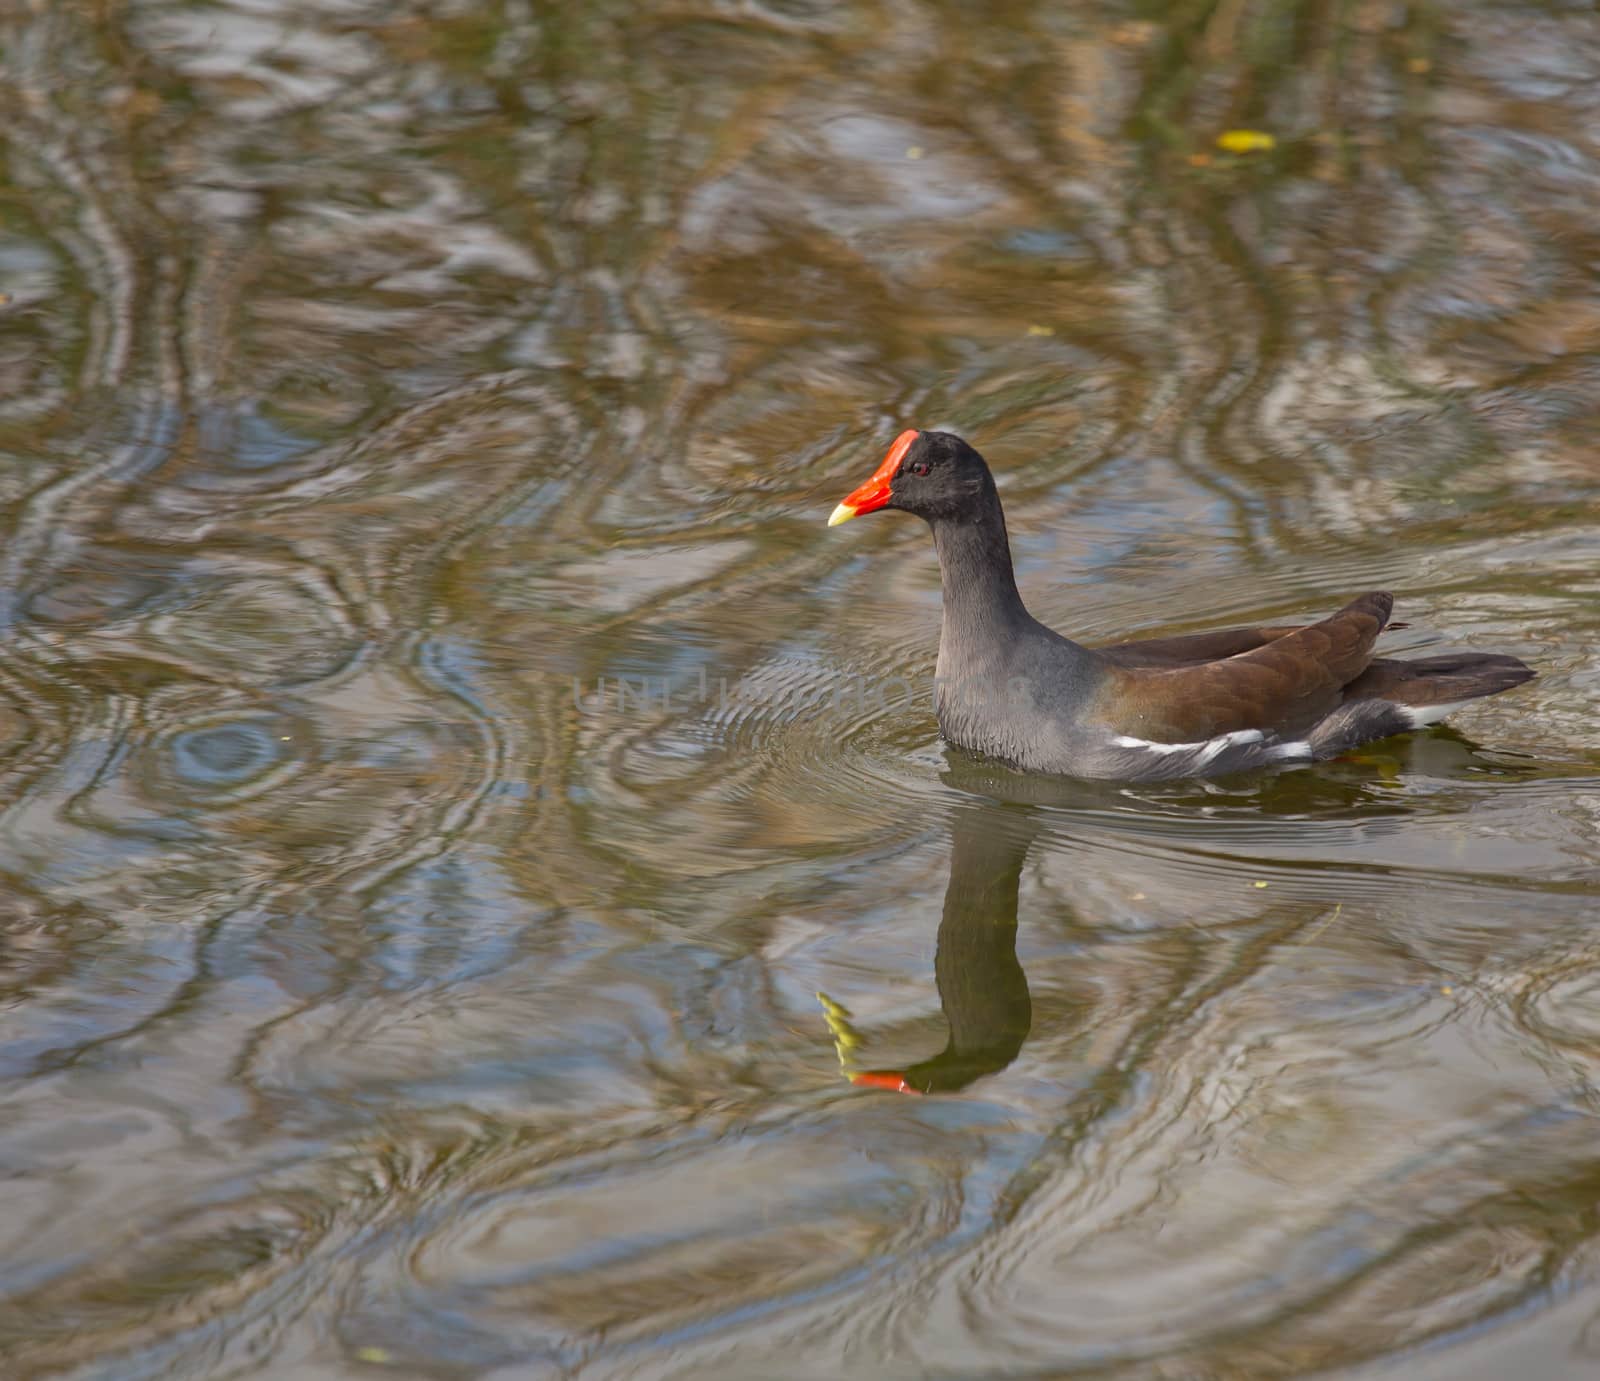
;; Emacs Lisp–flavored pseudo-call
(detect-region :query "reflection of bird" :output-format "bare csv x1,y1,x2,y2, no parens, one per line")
844,805,1034,1096
829,430,1535,781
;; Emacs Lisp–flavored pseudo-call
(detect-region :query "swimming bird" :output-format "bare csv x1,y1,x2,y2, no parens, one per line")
828,429,1535,782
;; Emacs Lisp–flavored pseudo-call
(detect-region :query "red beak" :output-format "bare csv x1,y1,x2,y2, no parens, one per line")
850,1070,921,1095
828,429,919,527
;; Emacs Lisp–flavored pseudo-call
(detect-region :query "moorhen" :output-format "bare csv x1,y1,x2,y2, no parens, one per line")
829,429,1535,782
845,802,1035,1096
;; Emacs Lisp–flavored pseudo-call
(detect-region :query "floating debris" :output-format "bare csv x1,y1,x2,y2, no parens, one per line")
1217,129,1277,154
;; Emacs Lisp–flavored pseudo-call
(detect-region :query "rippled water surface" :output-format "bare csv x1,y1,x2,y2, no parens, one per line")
3,1,1600,1377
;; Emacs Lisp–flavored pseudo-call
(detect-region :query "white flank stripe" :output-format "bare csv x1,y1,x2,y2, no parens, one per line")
1113,729,1265,760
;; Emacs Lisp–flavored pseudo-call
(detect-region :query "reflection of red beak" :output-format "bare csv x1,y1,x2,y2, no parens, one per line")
828,429,918,527
850,1070,920,1095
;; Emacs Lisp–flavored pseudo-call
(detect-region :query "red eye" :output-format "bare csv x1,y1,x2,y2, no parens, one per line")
909,460,931,476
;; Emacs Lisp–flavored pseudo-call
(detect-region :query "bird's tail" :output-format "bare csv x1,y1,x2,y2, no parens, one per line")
1305,652,1535,758
1347,652,1536,725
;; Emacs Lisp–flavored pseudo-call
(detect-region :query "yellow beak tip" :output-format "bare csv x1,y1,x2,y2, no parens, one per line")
827,503,856,527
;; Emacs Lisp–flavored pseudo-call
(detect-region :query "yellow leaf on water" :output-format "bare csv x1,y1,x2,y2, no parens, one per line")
1252,880,1269,889
1026,324,1055,337
905,146,925,160
1217,129,1277,154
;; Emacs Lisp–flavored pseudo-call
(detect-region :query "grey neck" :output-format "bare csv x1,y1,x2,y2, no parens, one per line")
930,507,1032,649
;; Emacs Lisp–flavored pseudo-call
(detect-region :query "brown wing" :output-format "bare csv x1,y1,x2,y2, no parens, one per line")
1095,624,1305,669
1091,592,1394,741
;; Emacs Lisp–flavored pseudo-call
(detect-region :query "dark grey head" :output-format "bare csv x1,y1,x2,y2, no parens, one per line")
829,428,1000,529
